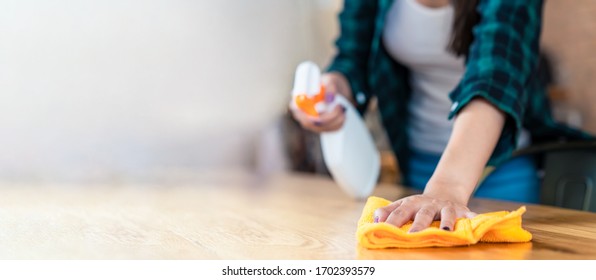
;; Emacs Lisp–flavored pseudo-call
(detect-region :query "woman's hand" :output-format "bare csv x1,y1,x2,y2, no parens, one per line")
374,98,505,232
373,185,477,232
290,72,354,133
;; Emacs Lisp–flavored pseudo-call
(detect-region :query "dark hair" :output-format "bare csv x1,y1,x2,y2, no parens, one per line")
449,0,480,57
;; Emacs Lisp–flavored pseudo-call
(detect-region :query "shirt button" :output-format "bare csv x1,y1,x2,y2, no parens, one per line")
450,101,459,112
356,92,366,105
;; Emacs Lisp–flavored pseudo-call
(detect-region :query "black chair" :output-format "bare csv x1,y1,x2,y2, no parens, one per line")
514,141,596,212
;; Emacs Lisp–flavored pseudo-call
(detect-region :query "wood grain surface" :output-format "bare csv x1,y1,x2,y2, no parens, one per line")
0,171,595,259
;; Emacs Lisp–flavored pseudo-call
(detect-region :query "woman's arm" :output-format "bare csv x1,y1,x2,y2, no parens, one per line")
375,0,544,231
448,0,544,166
375,98,505,231
426,98,505,207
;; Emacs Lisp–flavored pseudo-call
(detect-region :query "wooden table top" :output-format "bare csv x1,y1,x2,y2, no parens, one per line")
1,171,595,259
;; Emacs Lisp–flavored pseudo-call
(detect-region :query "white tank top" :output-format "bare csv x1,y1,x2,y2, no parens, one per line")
383,0,464,154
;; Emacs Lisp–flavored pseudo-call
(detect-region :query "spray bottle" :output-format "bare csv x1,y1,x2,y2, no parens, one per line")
292,61,380,199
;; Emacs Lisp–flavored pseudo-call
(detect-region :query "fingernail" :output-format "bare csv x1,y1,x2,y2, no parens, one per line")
442,226,450,231
314,121,321,126
373,216,379,223
325,92,335,103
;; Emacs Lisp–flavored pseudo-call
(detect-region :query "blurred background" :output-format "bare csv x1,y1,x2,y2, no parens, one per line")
0,0,594,184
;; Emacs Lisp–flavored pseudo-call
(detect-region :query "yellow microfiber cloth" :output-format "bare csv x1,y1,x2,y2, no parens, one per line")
357,196,532,249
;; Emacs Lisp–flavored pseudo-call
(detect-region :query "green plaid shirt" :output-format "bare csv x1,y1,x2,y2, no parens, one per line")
327,0,591,177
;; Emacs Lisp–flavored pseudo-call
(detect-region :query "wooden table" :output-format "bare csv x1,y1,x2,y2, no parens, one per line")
1,171,595,259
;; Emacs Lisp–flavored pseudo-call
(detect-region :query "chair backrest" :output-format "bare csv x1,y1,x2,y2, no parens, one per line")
538,144,596,212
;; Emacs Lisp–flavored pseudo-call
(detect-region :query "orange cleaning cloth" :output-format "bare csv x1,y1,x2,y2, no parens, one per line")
357,196,532,249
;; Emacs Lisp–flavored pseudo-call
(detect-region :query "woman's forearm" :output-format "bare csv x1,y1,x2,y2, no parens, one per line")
376,98,506,230
423,98,506,205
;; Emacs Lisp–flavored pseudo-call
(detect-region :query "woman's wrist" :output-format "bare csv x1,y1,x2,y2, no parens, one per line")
423,175,474,206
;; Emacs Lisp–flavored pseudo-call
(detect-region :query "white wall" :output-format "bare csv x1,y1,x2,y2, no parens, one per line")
0,0,341,182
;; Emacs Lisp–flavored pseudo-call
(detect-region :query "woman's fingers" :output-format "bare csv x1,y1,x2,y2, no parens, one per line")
408,206,439,233
465,211,478,218
385,204,418,228
289,104,346,133
316,105,346,131
372,195,477,233
321,72,355,104
439,206,457,231
290,108,321,132
374,200,402,223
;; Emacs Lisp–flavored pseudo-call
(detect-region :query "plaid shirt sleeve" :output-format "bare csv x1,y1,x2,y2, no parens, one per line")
448,0,544,165
326,0,378,114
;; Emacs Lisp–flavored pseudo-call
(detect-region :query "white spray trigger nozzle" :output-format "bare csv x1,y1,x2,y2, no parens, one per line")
292,61,321,97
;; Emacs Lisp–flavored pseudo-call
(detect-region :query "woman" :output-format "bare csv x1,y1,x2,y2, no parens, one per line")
290,0,592,232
